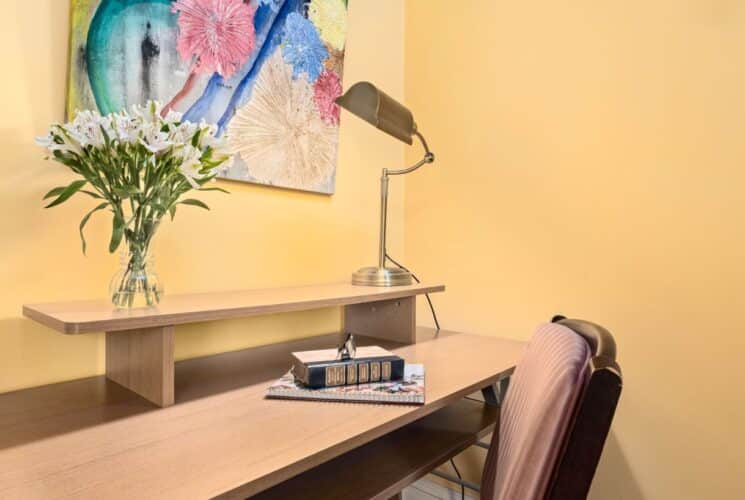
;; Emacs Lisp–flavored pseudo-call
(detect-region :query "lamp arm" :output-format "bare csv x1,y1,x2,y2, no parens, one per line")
386,131,435,176
377,131,435,269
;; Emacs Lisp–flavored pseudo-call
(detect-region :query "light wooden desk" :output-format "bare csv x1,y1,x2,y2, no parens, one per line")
0,329,525,499
23,283,444,407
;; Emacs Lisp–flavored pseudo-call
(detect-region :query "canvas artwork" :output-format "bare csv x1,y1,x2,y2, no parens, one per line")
66,0,348,194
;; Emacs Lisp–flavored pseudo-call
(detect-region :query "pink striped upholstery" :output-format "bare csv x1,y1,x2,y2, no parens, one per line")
481,323,591,500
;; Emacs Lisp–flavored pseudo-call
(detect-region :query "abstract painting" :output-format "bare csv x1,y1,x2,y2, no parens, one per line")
67,0,348,194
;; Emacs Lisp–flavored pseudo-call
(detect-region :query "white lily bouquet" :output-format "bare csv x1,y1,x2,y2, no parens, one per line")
36,101,232,308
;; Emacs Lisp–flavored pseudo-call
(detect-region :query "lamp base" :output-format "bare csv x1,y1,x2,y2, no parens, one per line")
352,266,413,287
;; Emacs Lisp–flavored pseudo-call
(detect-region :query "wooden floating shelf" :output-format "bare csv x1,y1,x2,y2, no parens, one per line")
22,282,445,407
23,282,444,334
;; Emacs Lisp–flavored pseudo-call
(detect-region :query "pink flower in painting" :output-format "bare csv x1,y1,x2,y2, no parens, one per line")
313,69,342,125
171,0,256,79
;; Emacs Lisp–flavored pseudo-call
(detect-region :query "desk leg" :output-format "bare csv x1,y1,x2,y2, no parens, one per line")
343,296,416,344
105,326,175,407
481,376,511,407
481,384,500,406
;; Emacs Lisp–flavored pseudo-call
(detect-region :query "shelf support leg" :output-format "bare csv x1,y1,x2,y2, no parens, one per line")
343,296,417,344
105,326,175,407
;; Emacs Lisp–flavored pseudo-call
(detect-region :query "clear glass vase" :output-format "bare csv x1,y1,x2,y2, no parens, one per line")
109,240,163,309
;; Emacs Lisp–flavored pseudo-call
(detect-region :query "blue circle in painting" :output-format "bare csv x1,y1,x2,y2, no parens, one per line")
86,0,181,114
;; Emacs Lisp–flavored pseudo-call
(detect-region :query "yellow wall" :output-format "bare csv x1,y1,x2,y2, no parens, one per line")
405,1,745,499
0,0,405,392
4,2,745,498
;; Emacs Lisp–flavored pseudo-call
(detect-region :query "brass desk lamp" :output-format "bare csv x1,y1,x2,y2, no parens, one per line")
336,82,435,286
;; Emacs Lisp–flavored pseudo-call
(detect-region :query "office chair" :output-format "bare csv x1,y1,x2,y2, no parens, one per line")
443,317,622,500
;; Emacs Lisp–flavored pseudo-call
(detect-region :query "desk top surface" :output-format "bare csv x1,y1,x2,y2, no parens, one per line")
0,330,525,499
23,282,445,334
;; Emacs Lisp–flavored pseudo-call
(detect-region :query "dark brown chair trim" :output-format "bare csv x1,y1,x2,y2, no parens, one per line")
544,316,623,500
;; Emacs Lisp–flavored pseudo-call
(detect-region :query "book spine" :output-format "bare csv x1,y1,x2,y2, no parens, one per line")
296,357,405,389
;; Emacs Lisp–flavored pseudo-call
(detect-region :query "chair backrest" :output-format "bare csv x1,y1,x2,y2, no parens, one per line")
481,322,591,500
545,317,623,500
480,318,623,500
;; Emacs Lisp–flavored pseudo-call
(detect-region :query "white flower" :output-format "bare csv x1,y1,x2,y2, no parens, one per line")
35,131,74,153
36,100,231,192
168,121,200,145
35,133,54,148
131,100,164,124
49,125,83,154
200,120,218,136
34,130,67,152
175,144,205,188
200,130,224,150
112,113,140,144
64,109,107,148
140,123,173,154
163,109,184,124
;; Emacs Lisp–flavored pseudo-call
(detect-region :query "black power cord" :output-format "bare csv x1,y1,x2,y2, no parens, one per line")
384,252,441,331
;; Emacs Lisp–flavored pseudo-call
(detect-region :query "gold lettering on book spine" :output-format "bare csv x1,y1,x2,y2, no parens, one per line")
358,363,369,383
382,361,392,381
347,363,357,384
325,365,346,386
370,362,381,382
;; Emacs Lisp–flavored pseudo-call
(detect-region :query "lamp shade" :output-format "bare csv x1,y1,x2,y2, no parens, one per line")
335,82,416,145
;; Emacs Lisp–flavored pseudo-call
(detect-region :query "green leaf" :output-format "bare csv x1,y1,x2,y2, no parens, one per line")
81,190,105,200
179,198,210,210
99,125,111,148
52,150,83,169
44,180,87,208
43,186,66,200
113,186,140,199
108,211,125,253
79,202,109,255
191,128,204,147
199,187,229,194
169,205,177,221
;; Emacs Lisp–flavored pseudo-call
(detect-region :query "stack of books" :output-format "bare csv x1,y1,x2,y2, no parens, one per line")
266,344,425,405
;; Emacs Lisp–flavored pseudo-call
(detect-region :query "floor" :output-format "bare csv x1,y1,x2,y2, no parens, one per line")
403,479,476,500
